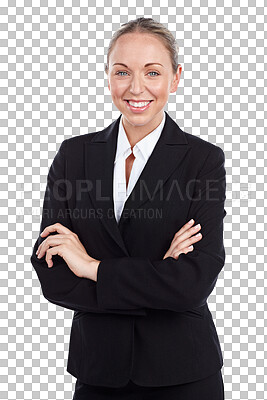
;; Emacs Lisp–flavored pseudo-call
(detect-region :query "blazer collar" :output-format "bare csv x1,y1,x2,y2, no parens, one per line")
115,111,166,164
84,111,190,255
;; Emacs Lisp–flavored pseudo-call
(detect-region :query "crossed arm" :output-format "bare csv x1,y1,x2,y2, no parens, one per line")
31,139,227,315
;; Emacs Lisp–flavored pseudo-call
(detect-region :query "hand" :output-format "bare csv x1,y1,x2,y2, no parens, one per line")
163,219,202,260
35,223,100,280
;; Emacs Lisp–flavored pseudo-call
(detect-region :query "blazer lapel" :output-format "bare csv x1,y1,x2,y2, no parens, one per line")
84,111,191,255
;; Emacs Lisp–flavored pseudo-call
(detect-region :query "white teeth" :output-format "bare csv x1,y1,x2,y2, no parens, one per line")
128,101,151,108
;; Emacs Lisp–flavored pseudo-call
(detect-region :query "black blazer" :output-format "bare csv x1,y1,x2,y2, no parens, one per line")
31,111,227,388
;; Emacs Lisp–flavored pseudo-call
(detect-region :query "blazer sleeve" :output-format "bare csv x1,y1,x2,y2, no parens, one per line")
30,139,147,316
96,145,227,313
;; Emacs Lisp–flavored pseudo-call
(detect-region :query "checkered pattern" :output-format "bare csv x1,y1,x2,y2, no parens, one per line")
0,1,266,399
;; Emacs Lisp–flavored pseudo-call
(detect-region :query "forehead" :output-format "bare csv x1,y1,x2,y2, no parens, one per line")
110,32,168,62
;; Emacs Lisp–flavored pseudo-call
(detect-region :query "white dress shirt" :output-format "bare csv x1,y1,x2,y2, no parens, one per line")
113,111,166,223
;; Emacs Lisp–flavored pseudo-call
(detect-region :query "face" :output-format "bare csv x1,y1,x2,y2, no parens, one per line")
107,32,182,135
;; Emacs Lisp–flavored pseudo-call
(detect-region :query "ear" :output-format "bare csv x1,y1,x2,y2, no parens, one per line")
170,65,182,93
106,74,110,91
105,67,111,91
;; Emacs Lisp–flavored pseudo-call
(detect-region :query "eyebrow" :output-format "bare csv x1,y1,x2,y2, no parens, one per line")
112,62,164,68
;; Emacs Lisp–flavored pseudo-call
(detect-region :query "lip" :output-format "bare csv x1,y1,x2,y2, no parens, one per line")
125,100,153,102
124,99,153,113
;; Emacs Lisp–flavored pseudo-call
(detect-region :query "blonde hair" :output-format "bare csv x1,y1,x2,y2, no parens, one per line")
105,17,179,75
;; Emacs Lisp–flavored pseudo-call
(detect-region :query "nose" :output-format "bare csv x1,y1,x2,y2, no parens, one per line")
129,74,145,95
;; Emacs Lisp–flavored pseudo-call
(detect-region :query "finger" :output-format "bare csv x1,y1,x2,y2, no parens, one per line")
181,223,201,240
174,219,195,239
37,235,69,259
40,223,71,238
189,223,201,236
46,250,53,268
178,232,203,250
173,251,181,259
170,232,202,257
37,232,75,256
36,241,44,256
173,223,201,246
172,244,194,260
180,244,194,255
46,245,63,268
36,236,54,258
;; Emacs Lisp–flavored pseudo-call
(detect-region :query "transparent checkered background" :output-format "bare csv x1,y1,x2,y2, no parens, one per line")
0,1,266,399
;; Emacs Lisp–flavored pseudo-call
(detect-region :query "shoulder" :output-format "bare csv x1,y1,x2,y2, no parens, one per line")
176,128,226,176
167,113,225,163
175,127,226,178
56,130,100,159
63,130,99,147
181,133,226,185
184,130,224,160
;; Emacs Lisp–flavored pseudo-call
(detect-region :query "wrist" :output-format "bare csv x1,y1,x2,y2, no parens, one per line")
89,259,100,282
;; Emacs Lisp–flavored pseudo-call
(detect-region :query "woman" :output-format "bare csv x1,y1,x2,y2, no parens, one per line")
31,17,226,399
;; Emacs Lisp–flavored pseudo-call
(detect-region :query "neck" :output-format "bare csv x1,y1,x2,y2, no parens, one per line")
122,111,164,148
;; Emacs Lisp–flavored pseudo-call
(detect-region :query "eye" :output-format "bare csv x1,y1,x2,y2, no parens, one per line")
115,71,128,76
115,70,160,77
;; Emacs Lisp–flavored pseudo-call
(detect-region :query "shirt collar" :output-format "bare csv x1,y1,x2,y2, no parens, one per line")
115,111,166,164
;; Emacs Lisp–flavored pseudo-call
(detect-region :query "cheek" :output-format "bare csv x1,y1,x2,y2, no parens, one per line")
149,82,169,99
109,78,128,93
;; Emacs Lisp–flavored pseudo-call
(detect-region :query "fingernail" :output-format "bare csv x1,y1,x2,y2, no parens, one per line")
188,219,194,224
196,233,201,237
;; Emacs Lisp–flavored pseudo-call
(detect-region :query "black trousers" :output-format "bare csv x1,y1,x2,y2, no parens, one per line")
72,369,224,400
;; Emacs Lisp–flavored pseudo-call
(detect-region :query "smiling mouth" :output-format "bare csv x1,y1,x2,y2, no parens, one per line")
125,100,153,103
